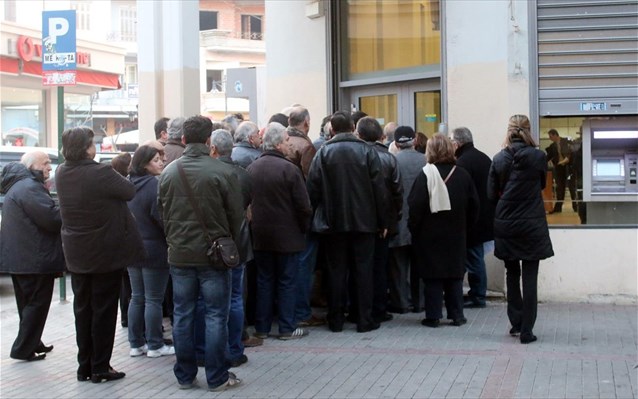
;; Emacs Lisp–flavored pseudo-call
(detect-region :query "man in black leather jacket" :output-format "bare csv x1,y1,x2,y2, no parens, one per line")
307,111,389,333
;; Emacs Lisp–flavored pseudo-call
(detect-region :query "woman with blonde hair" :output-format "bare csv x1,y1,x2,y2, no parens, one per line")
408,133,479,328
487,115,554,344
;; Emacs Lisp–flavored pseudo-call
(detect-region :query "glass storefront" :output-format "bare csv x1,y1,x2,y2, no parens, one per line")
341,0,441,81
1,87,46,146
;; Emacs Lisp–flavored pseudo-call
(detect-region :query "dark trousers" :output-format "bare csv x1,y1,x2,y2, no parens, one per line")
10,274,55,359
120,269,131,324
423,278,464,320
505,260,539,336
371,235,390,320
71,271,122,375
553,165,576,211
324,232,375,329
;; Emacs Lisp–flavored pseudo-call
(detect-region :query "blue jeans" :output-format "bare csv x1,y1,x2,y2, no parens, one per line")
171,266,231,389
254,251,299,335
295,236,318,323
127,267,170,350
465,244,487,305
228,264,245,361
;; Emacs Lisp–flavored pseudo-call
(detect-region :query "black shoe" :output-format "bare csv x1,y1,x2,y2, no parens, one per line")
197,359,205,367
421,318,440,328
26,353,46,361
328,321,343,332
451,318,467,326
520,333,537,344
463,300,486,309
509,326,521,336
91,368,126,383
373,313,393,323
357,322,380,333
36,344,54,353
387,306,409,314
121,320,128,328
229,354,248,368
77,373,91,382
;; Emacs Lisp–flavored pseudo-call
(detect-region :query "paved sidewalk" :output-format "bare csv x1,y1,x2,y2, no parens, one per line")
0,275,636,399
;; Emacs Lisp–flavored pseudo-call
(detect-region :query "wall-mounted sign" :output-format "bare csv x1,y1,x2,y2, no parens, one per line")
235,80,243,93
42,10,76,86
580,102,607,111
425,114,437,122
16,36,90,65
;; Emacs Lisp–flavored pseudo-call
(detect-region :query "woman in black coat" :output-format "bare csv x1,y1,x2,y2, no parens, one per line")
126,145,174,358
55,127,145,383
0,156,64,361
408,133,479,328
487,115,554,344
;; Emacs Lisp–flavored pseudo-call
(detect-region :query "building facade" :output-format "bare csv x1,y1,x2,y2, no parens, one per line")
264,0,638,303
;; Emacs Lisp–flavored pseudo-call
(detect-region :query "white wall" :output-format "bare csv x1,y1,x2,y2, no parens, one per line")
265,0,328,137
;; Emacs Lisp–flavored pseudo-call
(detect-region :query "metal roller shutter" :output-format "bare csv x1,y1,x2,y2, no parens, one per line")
537,0,638,116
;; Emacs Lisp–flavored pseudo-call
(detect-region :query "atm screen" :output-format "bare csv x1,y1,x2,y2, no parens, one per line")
596,159,623,177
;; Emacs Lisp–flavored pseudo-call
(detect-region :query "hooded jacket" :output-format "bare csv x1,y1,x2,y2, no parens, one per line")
0,162,64,274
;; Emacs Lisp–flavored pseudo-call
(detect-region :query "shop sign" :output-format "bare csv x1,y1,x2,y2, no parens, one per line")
16,36,90,66
42,10,77,86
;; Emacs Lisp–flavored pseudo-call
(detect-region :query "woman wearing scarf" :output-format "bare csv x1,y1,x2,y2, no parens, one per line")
408,133,479,328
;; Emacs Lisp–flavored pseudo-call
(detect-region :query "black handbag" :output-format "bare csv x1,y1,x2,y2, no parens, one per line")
176,161,240,270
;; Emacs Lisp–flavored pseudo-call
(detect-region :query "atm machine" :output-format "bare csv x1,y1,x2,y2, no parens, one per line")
582,117,638,224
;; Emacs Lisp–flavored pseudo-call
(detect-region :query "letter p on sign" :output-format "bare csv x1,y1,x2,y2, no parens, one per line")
48,18,69,44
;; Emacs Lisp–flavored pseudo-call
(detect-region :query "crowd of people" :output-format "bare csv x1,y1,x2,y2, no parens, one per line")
0,108,553,392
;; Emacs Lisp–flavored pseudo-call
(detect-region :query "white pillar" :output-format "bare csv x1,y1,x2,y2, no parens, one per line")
137,1,200,143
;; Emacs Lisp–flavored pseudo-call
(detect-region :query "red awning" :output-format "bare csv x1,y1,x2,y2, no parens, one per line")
0,56,121,89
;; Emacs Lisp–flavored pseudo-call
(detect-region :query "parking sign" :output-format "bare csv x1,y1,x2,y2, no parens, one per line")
42,10,76,85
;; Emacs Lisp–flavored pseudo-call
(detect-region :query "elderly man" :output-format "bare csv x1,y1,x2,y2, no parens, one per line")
247,122,313,340
0,151,64,361
158,115,244,391
154,117,170,145
388,126,427,314
286,106,316,178
451,127,495,308
164,117,186,166
307,111,389,333
231,121,262,168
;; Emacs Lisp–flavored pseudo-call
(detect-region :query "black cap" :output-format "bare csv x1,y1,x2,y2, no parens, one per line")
394,126,415,143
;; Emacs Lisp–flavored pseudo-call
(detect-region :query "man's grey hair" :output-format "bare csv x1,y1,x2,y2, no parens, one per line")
322,121,332,139
210,129,234,156
262,122,287,151
452,127,474,145
167,117,185,140
396,140,414,150
222,114,239,134
384,122,398,142
21,150,47,170
234,121,259,144
289,107,310,128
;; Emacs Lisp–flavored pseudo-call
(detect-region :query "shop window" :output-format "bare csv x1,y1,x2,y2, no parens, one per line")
120,5,137,42
1,87,45,147
340,0,441,81
241,15,263,40
200,11,218,31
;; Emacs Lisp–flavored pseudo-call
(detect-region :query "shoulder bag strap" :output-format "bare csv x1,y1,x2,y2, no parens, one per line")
176,160,214,246
443,165,457,184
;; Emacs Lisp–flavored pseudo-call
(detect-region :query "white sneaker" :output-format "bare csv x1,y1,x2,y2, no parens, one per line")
147,345,175,358
129,344,148,357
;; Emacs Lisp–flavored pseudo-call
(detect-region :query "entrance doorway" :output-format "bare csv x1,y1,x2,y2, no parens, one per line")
347,81,441,135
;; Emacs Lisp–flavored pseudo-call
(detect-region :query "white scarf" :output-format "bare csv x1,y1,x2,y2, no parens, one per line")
422,163,451,213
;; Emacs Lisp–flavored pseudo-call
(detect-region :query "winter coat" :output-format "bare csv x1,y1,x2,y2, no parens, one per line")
286,126,316,179
219,155,253,262
55,159,145,274
164,139,185,166
231,142,262,169
368,141,403,236
455,142,495,246
389,148,427,248
487,139,554,261
408,163,479,280
158,143,243,267
127,174,167,269
247,150,312,253
307,132,389,234
0,162,64,274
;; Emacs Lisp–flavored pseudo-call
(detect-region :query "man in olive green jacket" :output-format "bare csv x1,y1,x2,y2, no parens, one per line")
158,115,243,392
